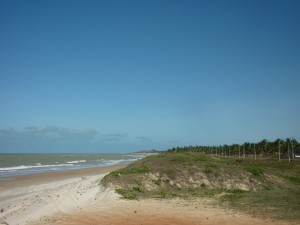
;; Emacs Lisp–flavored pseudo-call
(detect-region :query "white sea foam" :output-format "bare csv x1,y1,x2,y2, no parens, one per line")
66,160,86,164
0,154,146,178
0,165,29,171
0,164,72,171
102,158,138,166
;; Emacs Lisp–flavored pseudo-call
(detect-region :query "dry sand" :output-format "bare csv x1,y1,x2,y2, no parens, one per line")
0,166,294,225
0,166,122,225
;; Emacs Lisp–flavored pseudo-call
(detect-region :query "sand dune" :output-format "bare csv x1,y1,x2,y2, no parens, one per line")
0,166,293,225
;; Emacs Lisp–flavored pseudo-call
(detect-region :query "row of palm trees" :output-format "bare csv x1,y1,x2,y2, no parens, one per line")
168,138,299,161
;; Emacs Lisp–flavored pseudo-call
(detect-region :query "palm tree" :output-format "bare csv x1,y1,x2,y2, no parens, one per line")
259,139,269,157
291,138,295,159
275,139,282,161
286,138,291,162
223,145,228,157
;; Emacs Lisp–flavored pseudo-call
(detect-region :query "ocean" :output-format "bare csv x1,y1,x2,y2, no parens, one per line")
0,153,146,180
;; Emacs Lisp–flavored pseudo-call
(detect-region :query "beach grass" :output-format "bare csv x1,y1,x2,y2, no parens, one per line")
101,152,300,222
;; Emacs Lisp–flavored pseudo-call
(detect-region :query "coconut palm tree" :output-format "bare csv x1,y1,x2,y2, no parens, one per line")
286,138,291,162
291,138,295,159
275,139,282,161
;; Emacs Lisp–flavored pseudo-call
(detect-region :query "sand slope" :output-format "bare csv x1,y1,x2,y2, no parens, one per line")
0,166,295,225
46,194,294,225
0,166,121,225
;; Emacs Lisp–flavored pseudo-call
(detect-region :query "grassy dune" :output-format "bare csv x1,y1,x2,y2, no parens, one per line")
101,152,300,221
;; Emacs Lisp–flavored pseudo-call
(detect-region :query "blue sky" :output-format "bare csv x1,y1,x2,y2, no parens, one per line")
0,0,299,153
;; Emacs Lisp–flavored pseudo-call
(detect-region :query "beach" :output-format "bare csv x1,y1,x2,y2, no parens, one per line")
0,165,294,225
0,165,122,225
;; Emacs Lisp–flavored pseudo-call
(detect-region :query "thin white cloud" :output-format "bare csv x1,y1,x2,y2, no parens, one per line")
101,132,128,142
0,126,98,142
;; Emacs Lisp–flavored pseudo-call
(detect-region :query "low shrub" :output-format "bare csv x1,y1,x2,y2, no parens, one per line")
111,166,150,176
247,167,264,176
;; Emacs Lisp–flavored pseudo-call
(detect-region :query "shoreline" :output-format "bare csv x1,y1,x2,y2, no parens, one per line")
0,152,148,181
0,165,125,225
0,165,125,191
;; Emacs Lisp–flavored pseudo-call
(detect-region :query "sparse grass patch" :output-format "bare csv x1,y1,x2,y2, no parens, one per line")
169,192,180,197
283,175,300,185
165,165,176,178
133,186,142,192
201,190,219,197
171,155,191,163
204,164,214,173
225,189,247,194
221,187,300,221
246,166,264,176
222,189,247,201
110,166,149,176
194,155,209,161
152,178,162,186
158,191,166,198
204,167,213,173
102,152,300,222
115,188,125,195
123,193,137,200
115,188,138,200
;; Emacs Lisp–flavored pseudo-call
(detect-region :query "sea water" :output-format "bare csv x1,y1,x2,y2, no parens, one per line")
0,153,146,179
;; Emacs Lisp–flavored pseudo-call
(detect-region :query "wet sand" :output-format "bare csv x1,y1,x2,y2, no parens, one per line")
0,165,124,191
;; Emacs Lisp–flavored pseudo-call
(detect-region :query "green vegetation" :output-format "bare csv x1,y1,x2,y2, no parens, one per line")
246,166,264,176
133,185,142,192
101,151,300,222
168,138,299,160
195,155,209,161
115,188,138,200
203,164,215,174
110,166,149,176
152,178,162,186
158,190,166,198
222,189,247,200
115,184,143,200
283,175,300,184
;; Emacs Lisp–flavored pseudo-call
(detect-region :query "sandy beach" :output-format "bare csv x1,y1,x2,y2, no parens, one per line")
0,165,123,225
0,166,294,225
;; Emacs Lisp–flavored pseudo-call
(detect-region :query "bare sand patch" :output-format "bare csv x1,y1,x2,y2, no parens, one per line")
35,190,292,225
0,165,123,225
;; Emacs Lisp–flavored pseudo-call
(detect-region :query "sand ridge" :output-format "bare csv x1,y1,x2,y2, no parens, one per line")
0,166,295,225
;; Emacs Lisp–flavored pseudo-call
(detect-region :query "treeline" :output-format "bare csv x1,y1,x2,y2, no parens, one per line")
168,138,300,160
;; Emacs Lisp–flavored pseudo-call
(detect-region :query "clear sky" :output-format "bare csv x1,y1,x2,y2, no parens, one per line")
0,0,299,153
